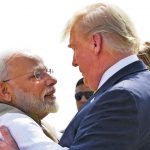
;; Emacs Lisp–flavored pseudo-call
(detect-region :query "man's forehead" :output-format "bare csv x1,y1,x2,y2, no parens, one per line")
68,33,76,49
68,35,72,48
7,54,45,72
10,54,41,63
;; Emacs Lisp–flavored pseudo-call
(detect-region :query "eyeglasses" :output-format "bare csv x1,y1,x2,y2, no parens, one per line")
75,91,93,101
2,68,54,82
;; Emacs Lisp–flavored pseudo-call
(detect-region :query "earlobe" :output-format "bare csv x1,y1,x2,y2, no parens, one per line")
92,33,102,54
0,82,12,102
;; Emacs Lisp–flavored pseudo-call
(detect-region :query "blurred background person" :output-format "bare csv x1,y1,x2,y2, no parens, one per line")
138,41,150,69
60,78,93,133
2,2,150,150
75,78,93,111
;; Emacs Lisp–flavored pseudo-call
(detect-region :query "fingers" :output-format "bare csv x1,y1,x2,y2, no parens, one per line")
0,140,17,150
0,126,13,145
0,140,8,149
0,126,19,150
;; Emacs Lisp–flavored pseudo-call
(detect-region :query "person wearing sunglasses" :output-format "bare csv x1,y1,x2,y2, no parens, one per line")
0,50,60,149
75,78,93,111
2,2,150,150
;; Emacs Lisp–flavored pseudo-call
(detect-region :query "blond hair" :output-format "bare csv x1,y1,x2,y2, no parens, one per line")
63,3,140,53
138,43,150,69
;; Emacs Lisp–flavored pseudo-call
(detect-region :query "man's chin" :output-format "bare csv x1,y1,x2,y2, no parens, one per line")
47,101,59,113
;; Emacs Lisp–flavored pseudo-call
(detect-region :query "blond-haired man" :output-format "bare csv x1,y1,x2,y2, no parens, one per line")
1,2,150,150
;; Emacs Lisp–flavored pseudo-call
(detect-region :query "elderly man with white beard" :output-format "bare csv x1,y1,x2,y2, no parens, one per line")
0,50,59,148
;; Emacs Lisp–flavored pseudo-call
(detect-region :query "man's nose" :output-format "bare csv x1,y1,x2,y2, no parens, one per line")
45,75,57,86
72,55,78,67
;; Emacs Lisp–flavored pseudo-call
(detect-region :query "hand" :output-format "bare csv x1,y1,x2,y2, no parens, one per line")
0,126,19,150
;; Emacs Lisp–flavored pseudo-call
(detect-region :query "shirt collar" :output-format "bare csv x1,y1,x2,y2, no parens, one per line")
98,54,139,89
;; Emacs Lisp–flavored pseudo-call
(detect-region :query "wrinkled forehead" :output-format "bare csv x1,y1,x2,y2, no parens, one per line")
6,53,45,75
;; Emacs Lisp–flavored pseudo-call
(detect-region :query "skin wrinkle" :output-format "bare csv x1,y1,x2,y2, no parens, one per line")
13,86,57,119
10,70,58,119
3,53,58,120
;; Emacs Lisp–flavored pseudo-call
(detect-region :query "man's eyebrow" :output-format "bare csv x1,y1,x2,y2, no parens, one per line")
68,43,75,48
68,44,72,48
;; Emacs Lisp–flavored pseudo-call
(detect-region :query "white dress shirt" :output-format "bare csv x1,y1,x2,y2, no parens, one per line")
98,54,139,88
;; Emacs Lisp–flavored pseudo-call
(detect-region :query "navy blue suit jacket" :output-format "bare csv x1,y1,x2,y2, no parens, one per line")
59,60,150,150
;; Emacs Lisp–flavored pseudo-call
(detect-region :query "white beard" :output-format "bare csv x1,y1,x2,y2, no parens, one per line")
13,87,59,119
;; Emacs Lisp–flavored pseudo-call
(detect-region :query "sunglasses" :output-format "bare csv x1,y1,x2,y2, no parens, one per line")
75,91,93,101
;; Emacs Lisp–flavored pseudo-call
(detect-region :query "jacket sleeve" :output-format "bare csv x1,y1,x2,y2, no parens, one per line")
69,88,139,150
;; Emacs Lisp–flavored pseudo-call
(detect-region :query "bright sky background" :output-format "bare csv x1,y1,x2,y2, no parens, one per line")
0,0,150,131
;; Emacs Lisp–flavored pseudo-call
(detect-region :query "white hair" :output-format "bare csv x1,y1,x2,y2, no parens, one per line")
0,49,58,119
0,49,42,81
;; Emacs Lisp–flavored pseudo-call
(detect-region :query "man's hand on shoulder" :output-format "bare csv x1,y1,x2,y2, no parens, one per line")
0,126,19,150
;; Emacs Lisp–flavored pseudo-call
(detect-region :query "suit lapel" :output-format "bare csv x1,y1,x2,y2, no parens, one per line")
75,60,147,115
59,60,148,146
95,60,148,95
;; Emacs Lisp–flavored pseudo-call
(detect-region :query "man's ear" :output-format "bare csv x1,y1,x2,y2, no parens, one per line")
92,33,102,54
0,82,12,102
